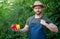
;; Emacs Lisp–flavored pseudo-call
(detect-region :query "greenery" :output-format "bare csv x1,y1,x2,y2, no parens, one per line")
0,0,60,39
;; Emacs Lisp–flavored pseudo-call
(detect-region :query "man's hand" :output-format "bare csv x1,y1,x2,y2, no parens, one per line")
48,23,58,32
11,28,20,32
40,19,47,25
11,24,20,32
12,25,29,33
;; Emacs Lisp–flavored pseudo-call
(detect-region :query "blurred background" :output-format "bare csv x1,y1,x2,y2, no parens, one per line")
0,0,60,39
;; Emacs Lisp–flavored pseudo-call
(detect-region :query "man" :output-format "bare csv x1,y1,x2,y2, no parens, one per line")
13,1,58,39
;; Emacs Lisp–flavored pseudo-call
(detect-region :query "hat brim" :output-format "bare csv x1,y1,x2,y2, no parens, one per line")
30,5,45,8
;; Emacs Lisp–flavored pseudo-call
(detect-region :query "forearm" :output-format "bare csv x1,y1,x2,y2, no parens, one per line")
44,23,51,30
40,19,58,32
43,23,50,29
20,28,28,33
20,25,29,33
44,23,58,32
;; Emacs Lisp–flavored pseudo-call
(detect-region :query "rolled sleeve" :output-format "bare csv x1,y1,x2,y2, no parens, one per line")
42,16,52,24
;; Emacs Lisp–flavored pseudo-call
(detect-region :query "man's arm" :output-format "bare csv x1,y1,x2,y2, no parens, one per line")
13,25,29,33
40,19,58,33
20,25,29,32
20,17,31,32
12,17,30,32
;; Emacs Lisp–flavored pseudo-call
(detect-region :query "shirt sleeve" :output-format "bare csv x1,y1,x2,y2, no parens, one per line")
42,16,52,24
26,17,31,26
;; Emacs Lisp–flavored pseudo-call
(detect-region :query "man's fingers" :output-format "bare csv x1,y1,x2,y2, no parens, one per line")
41,19,45,22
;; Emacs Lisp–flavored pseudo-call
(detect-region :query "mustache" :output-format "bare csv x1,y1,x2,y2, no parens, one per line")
36,11,41,13
36,12,41,15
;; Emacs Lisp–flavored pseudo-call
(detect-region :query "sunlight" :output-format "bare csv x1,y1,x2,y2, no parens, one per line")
0,0,3,2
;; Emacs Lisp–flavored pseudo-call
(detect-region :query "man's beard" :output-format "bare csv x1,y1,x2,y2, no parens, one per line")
36,12,41,15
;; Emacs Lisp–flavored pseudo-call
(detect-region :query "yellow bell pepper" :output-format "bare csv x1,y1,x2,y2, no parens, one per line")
16,24,20,30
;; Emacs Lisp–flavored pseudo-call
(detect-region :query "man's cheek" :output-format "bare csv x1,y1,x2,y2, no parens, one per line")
34,10,37,12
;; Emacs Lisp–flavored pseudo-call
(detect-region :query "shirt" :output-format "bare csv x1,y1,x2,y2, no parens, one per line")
26,15,52,26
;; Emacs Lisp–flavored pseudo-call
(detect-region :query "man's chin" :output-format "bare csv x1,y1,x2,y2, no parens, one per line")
36,14,41,15
36,13,41,15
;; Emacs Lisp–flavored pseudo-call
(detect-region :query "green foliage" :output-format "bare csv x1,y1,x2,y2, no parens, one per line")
0,0,60,39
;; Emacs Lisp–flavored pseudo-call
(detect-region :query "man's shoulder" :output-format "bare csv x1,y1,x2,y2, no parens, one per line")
28,15,34,19
41,16,52,23
41,16,48,19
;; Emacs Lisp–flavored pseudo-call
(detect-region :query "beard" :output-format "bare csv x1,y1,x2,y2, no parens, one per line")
36,12,41,15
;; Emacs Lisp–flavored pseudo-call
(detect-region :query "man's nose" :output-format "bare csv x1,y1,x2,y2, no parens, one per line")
37,9,39,11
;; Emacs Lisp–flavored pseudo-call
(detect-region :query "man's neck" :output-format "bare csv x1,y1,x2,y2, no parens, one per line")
35,14,42,18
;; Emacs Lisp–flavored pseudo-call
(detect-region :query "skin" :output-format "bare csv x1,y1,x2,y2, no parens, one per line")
14,5,58,33
33,5,42,15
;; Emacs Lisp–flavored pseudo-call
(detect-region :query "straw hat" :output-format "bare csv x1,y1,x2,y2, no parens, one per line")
30,1,45,8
